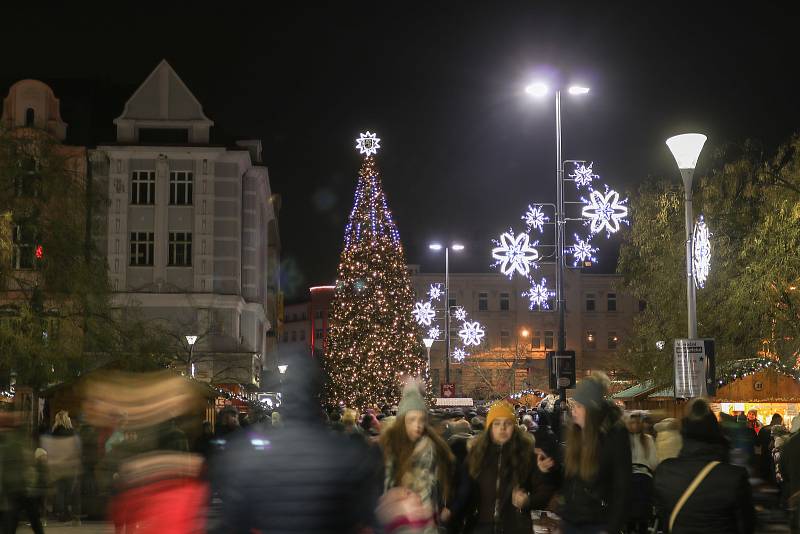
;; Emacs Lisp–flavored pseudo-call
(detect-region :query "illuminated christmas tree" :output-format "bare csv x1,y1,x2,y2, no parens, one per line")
322,132,425,409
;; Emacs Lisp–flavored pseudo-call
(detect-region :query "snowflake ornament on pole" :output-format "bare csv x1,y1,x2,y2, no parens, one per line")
458,321,486,347
453,307,467,322
570,235,598,267
692,215,711,289
491,230,540,278
452,347,467,362
412,301,436,326
570,162,598,188
523,278,554,310
428,284,443,301
581,185,629,236
427,326,441,340
522,205,549,233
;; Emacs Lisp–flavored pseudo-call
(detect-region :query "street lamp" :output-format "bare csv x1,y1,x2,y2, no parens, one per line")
278,364,288,374
513,328,530,394
423,337,434,373
525,80,590,356
429,242,464,385
666,133,707,338
185,335,198,378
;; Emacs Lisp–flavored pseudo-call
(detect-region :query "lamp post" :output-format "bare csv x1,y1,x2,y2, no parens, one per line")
429,242,464,385
185,335,198,378
423,337,434,375
666,133,707,339
514,328,530,394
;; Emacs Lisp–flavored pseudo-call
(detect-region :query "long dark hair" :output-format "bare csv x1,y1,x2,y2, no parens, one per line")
565,404,605,481
466,424,534,486
380,412,455,499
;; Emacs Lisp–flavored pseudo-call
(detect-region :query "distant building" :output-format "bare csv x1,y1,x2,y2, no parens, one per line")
91,60,280,389
408,265,640,398
277,285,334,359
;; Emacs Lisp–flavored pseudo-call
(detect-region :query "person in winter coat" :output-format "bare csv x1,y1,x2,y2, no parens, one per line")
452,400,558,534
654,418,682,462
378,380,454,534
41,410,82,524
654,398,754,534
560,372,631,534
779,416,800,533
627,411,658,533
758,413,785,482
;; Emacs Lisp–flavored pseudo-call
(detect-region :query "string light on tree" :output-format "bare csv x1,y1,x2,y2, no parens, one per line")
570,162,598,188
458,321,486,346
491,230,540,278
428,283,443,301
692,215,711,289
570,235,598,266
355,131,381,156
523,278,554,310
581,185,629,236
522,205,549,233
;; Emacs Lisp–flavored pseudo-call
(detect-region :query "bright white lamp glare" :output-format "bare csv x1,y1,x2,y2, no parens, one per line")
525,82,549,97
428,243,443,251
185,335,198,346
568,85,590,95
278,364,288,374
451,244,465,251
666,133,707,170
423,338,434,349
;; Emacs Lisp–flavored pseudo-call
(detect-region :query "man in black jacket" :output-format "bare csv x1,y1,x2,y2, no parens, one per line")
654,399,755,534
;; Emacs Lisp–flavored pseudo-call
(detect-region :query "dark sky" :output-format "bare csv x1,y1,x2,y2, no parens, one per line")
2,3,797,300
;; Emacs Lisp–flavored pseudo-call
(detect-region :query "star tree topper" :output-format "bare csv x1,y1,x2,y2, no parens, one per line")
356,131,381,156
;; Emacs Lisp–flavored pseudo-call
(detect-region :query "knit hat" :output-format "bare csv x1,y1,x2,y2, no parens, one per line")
486,400,515,430
573,373,609,411
397,380,427,418
791,416,800,434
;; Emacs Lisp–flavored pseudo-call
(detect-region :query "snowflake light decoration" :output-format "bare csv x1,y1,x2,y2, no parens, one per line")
570,162,598,188
581,185,629,235
692,215,711,289
523,278,554,310
355,131,381,156
458,321,486,347
412,301,436,326
453,307,467,321
570,235,598,266
428,284,443,301
522,205,549,233
452,347,467,362
427,326,441,340
491,230,540,278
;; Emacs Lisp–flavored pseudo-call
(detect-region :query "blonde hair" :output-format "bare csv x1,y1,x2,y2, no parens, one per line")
52,410,73,432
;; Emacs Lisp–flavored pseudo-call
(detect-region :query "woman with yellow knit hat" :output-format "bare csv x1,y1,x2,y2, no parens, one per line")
451,400,558,534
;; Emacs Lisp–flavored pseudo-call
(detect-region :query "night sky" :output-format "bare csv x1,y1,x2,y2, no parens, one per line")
3,3,797,300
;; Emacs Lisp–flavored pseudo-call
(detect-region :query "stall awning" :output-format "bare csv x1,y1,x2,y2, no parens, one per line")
613,380,657,400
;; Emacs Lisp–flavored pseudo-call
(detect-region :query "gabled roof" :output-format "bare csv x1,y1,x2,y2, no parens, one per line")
114,59,212,125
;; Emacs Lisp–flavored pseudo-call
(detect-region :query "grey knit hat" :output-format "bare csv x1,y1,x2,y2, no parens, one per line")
398,380,427,418
573,377,606,411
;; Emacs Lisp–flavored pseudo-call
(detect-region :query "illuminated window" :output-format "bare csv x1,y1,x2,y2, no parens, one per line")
11,225,35,270
608,331,619,350
131,171,155,205
129,232,154,266
586,330,597,350
544,331,554,350
500,330,510,348
532,330,541,349
168,232,192,266
169,171,193,205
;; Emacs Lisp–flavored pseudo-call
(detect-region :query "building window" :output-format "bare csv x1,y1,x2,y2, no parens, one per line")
11,225,35,270
478,292,488,311
169,171,193,205
168,232,192,266
500,330,510,348
315,328,324,340
130,171,155,205
299,330,305,341
499,292,510,311
608,331,619,349
315,310,323,319
25,108,35,127
586,293,596,312
544,330,554,350
291,331,297,342
129,232,154,266
448,296,457,309
532,330,541,349
586,330,597,350
607,292,617,312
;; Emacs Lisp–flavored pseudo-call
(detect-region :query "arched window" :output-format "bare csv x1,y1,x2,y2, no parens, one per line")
25,107,35,127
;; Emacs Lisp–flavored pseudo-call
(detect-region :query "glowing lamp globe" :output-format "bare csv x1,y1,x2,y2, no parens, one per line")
666,134,707,170
525,82,548,97
423,338,434,349
568,85,590,95
451,244,465,251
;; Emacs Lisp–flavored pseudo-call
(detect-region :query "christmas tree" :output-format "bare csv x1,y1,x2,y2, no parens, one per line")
322,132,425,409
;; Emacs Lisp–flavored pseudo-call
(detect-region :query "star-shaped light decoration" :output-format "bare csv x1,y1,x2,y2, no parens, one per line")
355,131,381,156
692,215,711,289
452,347,468,362
428,283,443,301
581,185,629,235
412,301,436,326
570,162,598,188
427,326,441,340
570,235,598,267
523,278,554,310
491,230,540,278
453,307,467,321
522,205,549,233
458,321,486,346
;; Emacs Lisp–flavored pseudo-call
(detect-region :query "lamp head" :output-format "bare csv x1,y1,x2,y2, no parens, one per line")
451,243,465,251
567,85,590,95
423,338,434,349
428,243,443,251
278,364,288,374
525,82,549,98
185,335,198,346
666,133,707,171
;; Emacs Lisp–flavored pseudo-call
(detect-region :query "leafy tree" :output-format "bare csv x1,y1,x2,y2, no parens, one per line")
618,134,800,385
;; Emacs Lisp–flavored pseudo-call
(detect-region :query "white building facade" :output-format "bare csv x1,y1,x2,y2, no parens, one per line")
91,61,280,388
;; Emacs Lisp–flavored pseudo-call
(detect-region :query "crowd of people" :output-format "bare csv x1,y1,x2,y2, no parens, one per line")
2,362,800,533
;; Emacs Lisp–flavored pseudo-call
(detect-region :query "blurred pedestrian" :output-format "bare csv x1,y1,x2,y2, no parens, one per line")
780,416,800,533
758,413,784,483
654,398,754,534
41,410,82,525
560,372,631,534
378,380,454,534
0,412,46,534
627,411,658,533
654,418,682,462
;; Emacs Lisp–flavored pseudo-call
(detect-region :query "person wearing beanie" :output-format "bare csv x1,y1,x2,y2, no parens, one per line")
377,380,454,534
450,400,558,534
561,372,632,534
654,398,754,534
